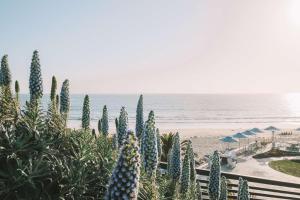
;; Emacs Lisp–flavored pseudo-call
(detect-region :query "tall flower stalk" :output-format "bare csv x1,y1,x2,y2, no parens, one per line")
105,131,141,200
170,132,181,181
1,55,12,96
81,95,90,130
219,176,228,200
208,150,221,200
101,105,109,136
29,50,43,102
135,94,144,139
15,80,20,102
60,79,70,121
180,148,190,194
156,128,162,161
187,140,196,184
238,178,250,200
141,111,158,178
1,55,11,87
98,119,102,134
50,76,57,102
117,107,128,147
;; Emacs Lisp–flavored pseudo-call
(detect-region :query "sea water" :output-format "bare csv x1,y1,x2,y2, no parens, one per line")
19,93,300,130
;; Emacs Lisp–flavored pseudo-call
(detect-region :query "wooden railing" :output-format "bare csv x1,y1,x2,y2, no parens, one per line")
159,162,300,200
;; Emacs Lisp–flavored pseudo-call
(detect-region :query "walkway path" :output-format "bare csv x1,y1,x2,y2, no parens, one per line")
222,144,300,183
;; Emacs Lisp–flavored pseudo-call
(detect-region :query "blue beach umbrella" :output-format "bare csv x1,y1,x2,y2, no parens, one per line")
250,128,263,133
220,136,238,150
265,126,280,148
241,130,256,147
264,126,280,131
242,130,256,136
233,132,248,149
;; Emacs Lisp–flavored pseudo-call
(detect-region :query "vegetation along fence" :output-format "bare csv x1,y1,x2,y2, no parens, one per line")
159,163,300,200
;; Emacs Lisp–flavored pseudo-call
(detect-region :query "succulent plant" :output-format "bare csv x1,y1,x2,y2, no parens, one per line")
141,111,158,177
170,132,181,181
167,148,173,175
208,150,221,200
115,117,118,132
98,119,102,134
15,80,20,101
219,176,228,200
56,94,59,109
60,79,70,118
50,76,57,102
105,131,141,200
238,178,250,200
180,149,190,194
135,94,144,139
29,50,43,101
81,95,90,130
187,141,196,184
101,105,109,136
117,107,128,147
112,133,118,149
1,55,12,88
237,177,243,199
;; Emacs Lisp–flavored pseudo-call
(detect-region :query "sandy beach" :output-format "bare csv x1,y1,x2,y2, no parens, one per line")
160,128,298,158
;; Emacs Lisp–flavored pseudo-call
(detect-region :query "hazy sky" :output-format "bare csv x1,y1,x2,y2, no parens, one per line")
1,0,300,94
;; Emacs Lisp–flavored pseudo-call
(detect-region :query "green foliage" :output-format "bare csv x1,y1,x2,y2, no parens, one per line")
0,87,18,128
50,76,57,102
136,94,144,139
0,54,260,200
0,97,117,199
138,172,159,200
81,95,90,130
29,50,43,101
208,150,221,200
161,132,174,162
101,105,109,136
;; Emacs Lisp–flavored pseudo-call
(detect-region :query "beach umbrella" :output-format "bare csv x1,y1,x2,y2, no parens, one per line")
232,132,248,149
242,130,256,136
220,136,238,150
265,126,280,148
241,130,256,148
250,128,263,133
264,126,280,131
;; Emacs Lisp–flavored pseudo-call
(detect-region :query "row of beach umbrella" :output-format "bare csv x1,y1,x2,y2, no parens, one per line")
220,126,280,150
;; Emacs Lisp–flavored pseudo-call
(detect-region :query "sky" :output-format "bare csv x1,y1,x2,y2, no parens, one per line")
1,0,300,94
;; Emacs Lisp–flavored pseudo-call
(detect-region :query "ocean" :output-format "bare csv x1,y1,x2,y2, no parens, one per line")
19,93,300,130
